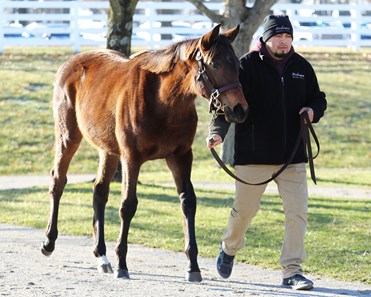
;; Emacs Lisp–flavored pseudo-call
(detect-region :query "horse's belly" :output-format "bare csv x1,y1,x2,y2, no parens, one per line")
82,128,120,155
137,130,195,161
84,131,120,155
76,104,120,155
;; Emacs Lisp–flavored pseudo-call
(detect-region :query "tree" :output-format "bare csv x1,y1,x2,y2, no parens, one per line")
107,0,139,181
107,0,139,56
188,0,278,164
188,0,277,57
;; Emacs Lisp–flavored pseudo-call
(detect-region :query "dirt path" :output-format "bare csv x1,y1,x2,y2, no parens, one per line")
0,175,370,297
1,223,370,297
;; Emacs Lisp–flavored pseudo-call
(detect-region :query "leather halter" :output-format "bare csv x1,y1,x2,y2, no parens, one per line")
210,112,320,185
195,51,242,114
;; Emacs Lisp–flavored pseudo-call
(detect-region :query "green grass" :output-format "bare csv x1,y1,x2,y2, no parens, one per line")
0,46,370,284
0,182,369,284
302,49,371,171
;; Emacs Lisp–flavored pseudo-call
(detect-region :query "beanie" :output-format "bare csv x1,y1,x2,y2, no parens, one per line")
262,15,293,43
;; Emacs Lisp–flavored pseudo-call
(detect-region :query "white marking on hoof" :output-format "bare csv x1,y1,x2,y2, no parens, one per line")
97,255,113,273
97,255,110,266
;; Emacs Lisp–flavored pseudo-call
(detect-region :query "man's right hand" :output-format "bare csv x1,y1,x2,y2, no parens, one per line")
206,134,222,149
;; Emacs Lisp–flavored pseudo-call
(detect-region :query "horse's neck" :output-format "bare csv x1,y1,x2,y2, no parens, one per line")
158,62,198,105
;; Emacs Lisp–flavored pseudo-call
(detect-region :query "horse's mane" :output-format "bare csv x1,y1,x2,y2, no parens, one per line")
131,39,199,74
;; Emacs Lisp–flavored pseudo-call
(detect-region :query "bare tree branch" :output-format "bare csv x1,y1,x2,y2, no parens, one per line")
187,0,224,24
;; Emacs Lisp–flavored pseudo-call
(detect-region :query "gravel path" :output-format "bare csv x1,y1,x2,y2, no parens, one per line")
0,175,370,297
1,224,371,297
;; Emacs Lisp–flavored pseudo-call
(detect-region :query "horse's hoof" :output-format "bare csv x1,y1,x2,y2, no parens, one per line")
187,271,202,282
97,256,113,274
115,269,130,279
41,243,53,257
98,263,113,274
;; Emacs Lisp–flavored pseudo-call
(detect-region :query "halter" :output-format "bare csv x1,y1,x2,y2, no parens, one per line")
195,51,242,115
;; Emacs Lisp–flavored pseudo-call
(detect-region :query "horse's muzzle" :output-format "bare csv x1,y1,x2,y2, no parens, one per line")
224,104,248,123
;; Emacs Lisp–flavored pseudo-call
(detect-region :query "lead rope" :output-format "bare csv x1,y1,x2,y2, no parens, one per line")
210,112,320,185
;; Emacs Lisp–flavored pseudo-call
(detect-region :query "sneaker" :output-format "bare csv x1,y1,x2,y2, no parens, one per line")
216,247,235,279
282,274,314,290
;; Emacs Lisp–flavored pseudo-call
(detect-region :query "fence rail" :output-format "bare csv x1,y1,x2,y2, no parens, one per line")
0,1,370,53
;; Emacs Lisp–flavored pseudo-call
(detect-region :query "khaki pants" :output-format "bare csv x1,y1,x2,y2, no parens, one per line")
221,163,308,279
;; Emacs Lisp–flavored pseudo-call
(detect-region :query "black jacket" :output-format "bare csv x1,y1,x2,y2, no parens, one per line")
209,48,327,166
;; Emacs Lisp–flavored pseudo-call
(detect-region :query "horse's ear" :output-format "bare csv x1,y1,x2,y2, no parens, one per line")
222,24,240,43
199,24,221,52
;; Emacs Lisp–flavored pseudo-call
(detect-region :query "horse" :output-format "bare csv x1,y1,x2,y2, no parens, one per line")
41,24,248,282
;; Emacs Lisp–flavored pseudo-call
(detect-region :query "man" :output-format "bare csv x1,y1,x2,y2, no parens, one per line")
207,15,327,290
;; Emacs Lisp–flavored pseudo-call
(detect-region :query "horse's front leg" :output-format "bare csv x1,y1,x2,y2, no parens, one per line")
92,150,119,274
115,157,140,279
166,149,202,282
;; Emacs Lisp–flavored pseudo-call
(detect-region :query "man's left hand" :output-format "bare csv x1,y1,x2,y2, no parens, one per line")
299,107,314,123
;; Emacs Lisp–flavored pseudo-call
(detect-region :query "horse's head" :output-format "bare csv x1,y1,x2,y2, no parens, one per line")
195,24,248,123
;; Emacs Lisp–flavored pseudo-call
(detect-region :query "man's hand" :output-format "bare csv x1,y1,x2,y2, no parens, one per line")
299,107,314,123
206,134,222,149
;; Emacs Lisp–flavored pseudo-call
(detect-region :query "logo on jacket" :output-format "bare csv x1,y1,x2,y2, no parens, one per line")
292,72,305,79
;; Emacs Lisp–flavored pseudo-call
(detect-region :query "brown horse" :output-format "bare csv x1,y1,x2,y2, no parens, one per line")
41,24,248,282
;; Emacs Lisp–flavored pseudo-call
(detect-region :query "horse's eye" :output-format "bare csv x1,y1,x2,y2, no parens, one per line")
210,61,221,69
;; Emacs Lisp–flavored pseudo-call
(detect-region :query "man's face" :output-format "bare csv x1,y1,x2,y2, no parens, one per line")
265,33,293,60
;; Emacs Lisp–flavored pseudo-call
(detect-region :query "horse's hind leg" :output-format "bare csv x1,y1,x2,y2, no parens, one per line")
166,150,202,282
41,104,82,256
115,157,140,279
93,150,119,273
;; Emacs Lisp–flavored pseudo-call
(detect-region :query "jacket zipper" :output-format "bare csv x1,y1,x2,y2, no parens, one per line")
281,75,287,159
251,124,255,152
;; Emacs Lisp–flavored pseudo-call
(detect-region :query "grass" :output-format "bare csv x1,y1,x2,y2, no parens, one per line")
0,182,369,284
0,46,370,284
303,49,371,172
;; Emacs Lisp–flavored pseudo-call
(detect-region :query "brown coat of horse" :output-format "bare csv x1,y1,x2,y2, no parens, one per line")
41,24,248,282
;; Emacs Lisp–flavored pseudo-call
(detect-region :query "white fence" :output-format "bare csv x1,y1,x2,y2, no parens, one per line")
0,1,370,53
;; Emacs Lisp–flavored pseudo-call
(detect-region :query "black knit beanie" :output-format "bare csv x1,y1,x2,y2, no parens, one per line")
262,15,293,43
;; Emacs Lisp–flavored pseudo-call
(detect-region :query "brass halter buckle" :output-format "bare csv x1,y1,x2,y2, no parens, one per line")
209,89,224,114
